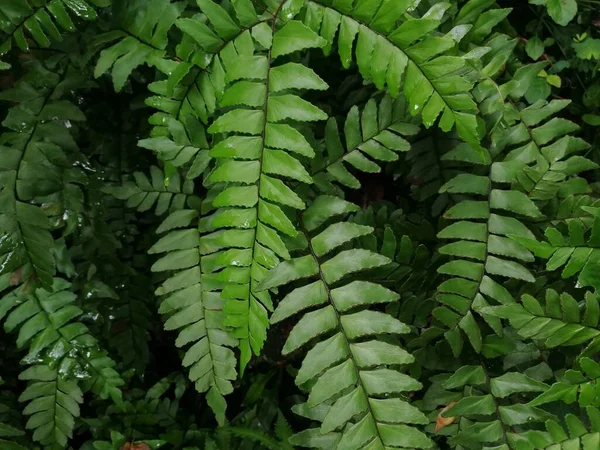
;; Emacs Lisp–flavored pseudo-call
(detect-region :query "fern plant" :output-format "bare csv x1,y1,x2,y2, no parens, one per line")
1,0,600,449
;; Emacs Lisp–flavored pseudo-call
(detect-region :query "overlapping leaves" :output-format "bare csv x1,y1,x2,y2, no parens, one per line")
428,364,553,449
0,0,109,69
304,0,482,147
512,217,600,292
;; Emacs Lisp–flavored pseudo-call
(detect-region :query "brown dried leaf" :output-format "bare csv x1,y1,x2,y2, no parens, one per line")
9,266,23,286
120,443,150,450
435,401,457,432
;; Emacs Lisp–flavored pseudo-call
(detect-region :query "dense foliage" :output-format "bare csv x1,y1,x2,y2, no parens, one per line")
1,0,600,449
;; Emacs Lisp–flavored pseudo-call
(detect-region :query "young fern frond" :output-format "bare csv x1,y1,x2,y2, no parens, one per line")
313,95,420,194
304,0,482,147
103,165,196,215
149,209,237,425
201,12,328,373
257,196,431,450
512,217,600,291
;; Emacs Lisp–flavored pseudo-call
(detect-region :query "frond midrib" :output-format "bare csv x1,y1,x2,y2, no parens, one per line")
302,227,389,448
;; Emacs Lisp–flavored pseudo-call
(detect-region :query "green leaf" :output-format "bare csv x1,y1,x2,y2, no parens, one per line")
544,0,578,26
272,21,326,59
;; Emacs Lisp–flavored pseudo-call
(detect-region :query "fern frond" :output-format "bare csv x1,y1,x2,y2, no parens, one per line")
93,0,185,91
483,289,600,349
434,146,542,355
313,95,420,194
304,0,482,147
0,0,108,69
509,406,600,449
146,0,267,137
200,11,328,372
257,196,431,450
432,70,595,355
150,209,237,426
546,194,600,229
495,99,595,202
431,364,554,449
428,56,588,356
529,357,600,408
18,364,82,448
0,63,87,290
1,278,85,359
512,217,600,291
0,278,124,408
103,165,195,215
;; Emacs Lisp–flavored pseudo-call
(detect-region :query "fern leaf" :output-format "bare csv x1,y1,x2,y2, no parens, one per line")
0,64,88,290
313,95,420,194
482,289,600,349
429,59,587,356
529,357,600,408
146,0,265,139
0,0,107,68
18,364,82,448
304,0,482,147
257,196,431,450
430,364,555,449
103,165,196,215
495,99,595,202
435,148,542,355
198,11,327,373
512,217,600,291
508,406,600,449
94,0,185,91
0,278,124,406
150,209,237,426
